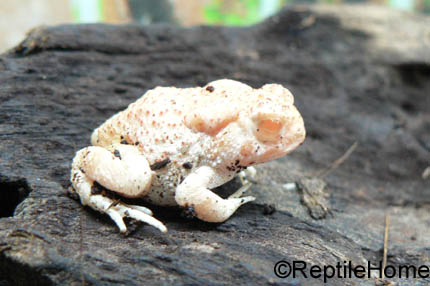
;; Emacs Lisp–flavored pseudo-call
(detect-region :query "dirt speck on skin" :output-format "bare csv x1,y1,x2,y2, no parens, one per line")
0,4,429,286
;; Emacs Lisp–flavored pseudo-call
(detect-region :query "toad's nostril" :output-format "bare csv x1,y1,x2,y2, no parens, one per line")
256,119,283,143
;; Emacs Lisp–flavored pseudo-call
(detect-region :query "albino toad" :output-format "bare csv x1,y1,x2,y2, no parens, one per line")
71,79,305,233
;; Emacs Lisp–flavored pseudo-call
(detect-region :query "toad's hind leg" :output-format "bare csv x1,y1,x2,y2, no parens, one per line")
175,166,255,223
71,145,167,233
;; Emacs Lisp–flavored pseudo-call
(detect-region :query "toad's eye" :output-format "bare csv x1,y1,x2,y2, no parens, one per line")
255,118,283,144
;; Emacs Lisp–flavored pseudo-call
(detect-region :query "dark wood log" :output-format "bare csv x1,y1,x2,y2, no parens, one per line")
1,4,429,285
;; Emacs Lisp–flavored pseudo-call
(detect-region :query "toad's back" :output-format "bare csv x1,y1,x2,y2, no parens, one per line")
90,80,253,166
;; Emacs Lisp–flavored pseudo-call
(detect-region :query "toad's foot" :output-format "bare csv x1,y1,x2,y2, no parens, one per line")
71,145,166,233
71,167,167,233
106,202,167,233
232,166,257,198
175,166,255,222
238,166,257,185
228,181,252,199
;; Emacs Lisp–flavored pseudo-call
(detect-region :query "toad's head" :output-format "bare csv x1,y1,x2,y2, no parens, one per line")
185,79,306,167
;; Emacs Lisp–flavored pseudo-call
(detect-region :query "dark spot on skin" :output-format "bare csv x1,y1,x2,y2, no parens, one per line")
263,204,276,215
182,162,193,169
120,140,128,145
150,158,171,170
113,149,121,160
82,151,90,159
120,135,124,139
237,165,248,173
135,141,139,145
181,205,196,219
235,160,240,166
72,172,78,181
79,168,86,174
206,86,215,92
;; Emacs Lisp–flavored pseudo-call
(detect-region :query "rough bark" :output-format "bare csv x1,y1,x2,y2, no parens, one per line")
0,4,429,286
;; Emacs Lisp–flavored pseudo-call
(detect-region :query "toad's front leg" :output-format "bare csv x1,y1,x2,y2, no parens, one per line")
175,166,255,222
71,144,167,233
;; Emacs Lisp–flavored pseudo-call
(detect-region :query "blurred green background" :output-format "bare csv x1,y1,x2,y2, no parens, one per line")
202,0,430,25
71,0,429,26
1,0,428,53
